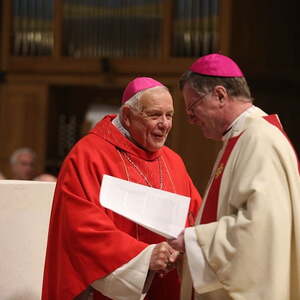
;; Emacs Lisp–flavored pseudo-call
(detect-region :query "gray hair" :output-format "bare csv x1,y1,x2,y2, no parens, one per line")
179,71,253,102
10,147,36,165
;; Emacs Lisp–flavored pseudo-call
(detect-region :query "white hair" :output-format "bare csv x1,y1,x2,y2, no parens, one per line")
10,147,36,165
119,85,169,120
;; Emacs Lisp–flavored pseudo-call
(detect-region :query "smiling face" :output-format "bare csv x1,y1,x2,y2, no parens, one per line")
182,82,226,140
123,88,174,152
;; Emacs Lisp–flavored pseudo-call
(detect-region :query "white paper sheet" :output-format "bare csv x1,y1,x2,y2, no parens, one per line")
100,175,191,239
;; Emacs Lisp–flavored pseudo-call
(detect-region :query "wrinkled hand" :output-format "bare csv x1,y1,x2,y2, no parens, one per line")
149,241,179,272
167,230,185,253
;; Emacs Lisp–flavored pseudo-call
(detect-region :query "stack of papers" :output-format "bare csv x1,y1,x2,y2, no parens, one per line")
99,175,191,239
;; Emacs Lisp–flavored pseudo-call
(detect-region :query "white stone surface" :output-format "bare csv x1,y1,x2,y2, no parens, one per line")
0,180,55,300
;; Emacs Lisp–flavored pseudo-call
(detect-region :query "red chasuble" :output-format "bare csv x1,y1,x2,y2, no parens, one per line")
42,115,201,300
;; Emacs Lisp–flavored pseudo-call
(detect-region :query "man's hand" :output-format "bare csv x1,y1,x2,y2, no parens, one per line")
167,230,185,252
149,241,179,271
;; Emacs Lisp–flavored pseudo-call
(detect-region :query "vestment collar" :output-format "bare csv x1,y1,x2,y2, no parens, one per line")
90,114,162,161
222,106,266,140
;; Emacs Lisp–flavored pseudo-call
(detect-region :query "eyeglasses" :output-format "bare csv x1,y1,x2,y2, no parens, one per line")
185,94,208,112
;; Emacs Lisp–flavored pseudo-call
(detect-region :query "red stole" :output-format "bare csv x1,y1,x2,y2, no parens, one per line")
200,114,299,224
264,115,300,174
200,134,242,224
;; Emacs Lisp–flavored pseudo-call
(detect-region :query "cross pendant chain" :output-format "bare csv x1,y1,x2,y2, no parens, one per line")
122,152,163,189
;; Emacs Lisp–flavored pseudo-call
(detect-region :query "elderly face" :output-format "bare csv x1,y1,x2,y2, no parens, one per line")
183,83,225,140
125,88,174,152
12,152,35,180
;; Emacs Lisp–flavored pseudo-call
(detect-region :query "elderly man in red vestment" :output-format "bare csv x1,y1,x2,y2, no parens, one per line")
42,77,201,300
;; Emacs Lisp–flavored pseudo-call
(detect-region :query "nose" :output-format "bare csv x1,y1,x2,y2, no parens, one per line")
158,115,171,128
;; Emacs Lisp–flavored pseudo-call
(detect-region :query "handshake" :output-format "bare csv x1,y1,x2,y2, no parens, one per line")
149,231,185,273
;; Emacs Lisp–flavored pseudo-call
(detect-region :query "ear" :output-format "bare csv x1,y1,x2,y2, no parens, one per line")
214,85,227,106
121,106,132,128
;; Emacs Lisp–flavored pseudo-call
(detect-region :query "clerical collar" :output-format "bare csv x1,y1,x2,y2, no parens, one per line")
222,105,257,139
222,126,232,136
112,115,132,139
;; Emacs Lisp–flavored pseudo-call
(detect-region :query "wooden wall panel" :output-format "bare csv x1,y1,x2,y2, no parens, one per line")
229,0,300,75
227,0,300,156
0,83,48,178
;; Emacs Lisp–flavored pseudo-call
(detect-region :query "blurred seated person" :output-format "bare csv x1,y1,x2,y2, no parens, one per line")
34,173,57,182
0,171,5,179
10,147,36,180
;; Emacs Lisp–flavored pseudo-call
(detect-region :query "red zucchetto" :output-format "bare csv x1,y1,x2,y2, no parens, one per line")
122,77,164,103
189,53,244,77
